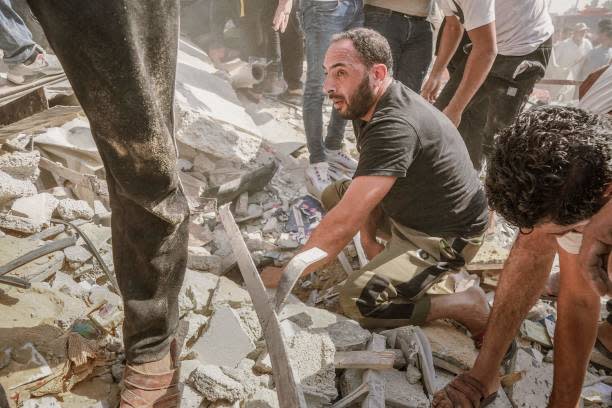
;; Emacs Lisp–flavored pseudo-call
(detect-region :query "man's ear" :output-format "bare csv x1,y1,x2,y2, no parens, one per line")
371,63,388,82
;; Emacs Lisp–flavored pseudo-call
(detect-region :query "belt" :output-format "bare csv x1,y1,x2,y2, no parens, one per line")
365,4,427,20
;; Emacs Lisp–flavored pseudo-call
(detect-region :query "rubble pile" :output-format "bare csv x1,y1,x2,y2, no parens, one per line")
0,39,610,408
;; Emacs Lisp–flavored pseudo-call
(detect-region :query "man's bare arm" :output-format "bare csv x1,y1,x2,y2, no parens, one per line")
421,16,464,101
261,176,396,286
579,199,612,296
442,22,497,126
550,248,600,407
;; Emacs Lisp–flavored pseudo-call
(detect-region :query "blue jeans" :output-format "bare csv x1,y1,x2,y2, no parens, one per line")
0,0,36,64
301,0,363,164
364,5,432,92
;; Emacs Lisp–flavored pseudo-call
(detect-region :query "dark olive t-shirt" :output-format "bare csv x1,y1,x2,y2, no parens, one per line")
353,80,488,237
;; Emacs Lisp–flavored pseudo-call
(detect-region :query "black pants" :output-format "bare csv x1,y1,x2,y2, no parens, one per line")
435,37,552,170
27,0,189,364
242,0,304,89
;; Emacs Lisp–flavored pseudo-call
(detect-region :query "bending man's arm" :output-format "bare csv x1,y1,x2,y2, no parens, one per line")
579,199,612,296
261,175,396,286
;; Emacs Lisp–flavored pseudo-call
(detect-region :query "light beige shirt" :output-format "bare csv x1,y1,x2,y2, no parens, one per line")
365,0,433,17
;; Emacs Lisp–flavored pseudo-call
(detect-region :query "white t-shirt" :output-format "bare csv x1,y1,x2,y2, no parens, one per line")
556,231,583,255
438,0,554,56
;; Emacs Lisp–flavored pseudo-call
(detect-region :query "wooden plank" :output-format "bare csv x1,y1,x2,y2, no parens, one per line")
331,382,369,408
334,351,396,370
0,73,66,105
219,205,308,408
362,333,386,408
0,87,48,126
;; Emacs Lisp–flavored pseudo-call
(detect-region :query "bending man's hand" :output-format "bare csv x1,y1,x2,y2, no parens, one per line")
273,0,293,32
579,200,612,296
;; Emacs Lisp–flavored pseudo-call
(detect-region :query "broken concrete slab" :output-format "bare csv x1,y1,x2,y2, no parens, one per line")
192,305,255,368
182,383,205,408
55,198,94,221
180,311,209,351
285,330,337,402
210,277,252,310
187,246,222,274
179,269,219,315
21,397,62,408
507,348,553,407
175,40,262,165
0,170,36,205
422,321,479,372
324,320,371,352
11,192,58,226
188,364,246,403
0,212,45,233
0,150,40,182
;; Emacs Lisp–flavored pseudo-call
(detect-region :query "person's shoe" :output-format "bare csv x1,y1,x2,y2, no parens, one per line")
7,50,63,85
279,87,303,105
305,162,331,199
327,149,358,173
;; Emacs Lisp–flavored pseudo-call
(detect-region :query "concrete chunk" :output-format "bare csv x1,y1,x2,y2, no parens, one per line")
0,212,44,233
192,305,255,368
11,193,58,226
188,364,246,402
211,277,252,309
187,246,222,274
244,388,280,408
178,269,219,315
55,198,94,221
63,245,93,267
0,170,36,205
507,348,553,408
0,150,40,182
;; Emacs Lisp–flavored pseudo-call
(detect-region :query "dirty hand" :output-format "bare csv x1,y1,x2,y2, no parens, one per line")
272,0,293,32
579,200,612,296
443,105,463,127
260,266,284,288
420,73,444,103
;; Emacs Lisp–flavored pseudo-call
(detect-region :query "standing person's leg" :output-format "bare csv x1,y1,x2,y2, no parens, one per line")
364,6,404,83
26,1,188,405
0,0,36,64
301,0,352,165
280,2,304,92
323,0,363,153
396,18,432,93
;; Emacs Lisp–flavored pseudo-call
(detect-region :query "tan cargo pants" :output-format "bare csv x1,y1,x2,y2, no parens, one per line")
322,180,485,329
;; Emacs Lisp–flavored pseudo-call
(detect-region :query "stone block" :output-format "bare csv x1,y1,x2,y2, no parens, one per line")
0,170,36,205
192,305,255,368
55,198,94,221
187,246,222,274
0,150,40,182
188,364,246,403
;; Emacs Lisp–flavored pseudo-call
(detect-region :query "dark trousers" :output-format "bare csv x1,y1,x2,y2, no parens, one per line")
435,38,552,170
364,5,432,93
27,0,189,364
241,0,304,89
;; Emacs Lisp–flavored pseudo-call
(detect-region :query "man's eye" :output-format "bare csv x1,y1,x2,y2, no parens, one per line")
336,70,346,78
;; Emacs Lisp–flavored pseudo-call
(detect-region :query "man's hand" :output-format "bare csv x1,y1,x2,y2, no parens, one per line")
273,0,293,32
421,71,445,103
579,200,612,296
443,104,463,127
208,47,227,66
260,266,284,288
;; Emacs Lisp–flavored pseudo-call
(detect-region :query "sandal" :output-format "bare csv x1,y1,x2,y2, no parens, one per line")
432,372,497,408
120,341,181,408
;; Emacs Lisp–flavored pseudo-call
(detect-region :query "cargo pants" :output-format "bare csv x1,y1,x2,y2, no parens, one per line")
27,0,189,364
322,180,485,329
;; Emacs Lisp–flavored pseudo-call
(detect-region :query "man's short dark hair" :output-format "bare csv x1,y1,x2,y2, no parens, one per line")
485,106,612,230
330,28,393,74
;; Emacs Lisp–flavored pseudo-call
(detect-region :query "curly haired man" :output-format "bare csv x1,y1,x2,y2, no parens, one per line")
434,105,612,407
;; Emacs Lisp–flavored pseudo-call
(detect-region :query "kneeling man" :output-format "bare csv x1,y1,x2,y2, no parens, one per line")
263,28,490,336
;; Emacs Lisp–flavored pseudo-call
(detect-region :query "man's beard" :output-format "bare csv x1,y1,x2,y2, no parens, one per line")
333,74,377,120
